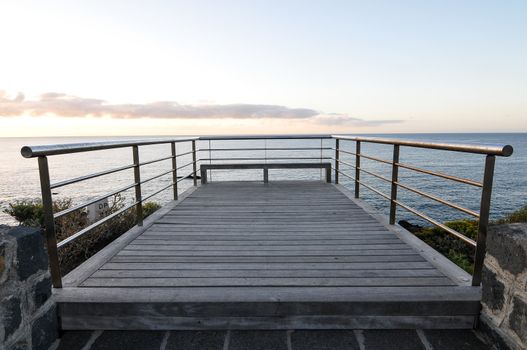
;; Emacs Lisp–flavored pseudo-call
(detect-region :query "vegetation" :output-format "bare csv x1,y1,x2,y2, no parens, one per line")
409,204,527,274
4,195,161,275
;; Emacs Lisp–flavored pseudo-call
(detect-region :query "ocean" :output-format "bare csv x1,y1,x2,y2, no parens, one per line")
1,133,525,226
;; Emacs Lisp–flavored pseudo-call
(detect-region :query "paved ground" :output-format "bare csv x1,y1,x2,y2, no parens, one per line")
52,329,492,350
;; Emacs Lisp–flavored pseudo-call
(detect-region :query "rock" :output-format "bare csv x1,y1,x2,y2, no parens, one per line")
509,296,527,344
34,276,52,309
399,220,424,233
481,266,505,311
31,304,58,350
1,295,22,341
487,224,527,275
8,227,48,281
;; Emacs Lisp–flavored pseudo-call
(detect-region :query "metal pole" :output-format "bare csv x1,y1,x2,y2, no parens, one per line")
171,142,178,200
355,141,361,198
389,145,400,225
38,156,62,288
132,146,143,226
192,140,197,186
334,139,339,184
472,155,496,286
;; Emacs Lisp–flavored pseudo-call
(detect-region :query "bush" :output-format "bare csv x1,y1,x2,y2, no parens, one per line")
413,219,478,274
494,204,527,224
4,196,161,275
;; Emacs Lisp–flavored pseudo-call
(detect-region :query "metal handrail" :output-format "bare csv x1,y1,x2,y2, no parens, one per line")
332,135,513,286
333,135,513,156
22,134,514,289
21,137,199,157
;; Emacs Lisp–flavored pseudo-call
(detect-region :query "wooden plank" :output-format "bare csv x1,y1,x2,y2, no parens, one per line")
109,255,426,263
123,243,410,251
81,277,455,287
116,249,418,257
90,269,443,279
100,261,435,270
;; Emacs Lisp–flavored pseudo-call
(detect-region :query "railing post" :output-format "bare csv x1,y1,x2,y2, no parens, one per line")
132,145,143,226
192,140,197,186
472,155,496,286
37,156,62,288
389,145,400,225
171,142,178,200
334,139,339,184
354,141,361,198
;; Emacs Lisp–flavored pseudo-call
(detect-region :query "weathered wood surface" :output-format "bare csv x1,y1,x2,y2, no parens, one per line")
59,181,481,330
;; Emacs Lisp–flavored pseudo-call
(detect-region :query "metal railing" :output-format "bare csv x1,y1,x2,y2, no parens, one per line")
21,137,199,288
331,135,513,286
21,134,513,288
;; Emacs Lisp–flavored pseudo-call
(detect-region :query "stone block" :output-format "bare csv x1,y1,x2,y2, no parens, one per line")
509,296,527,344
487,224,527,275
481,265,505,311
31,304,58,350
166,330,225,350
34,276,52,309
8,227,48,281
1,295,22,341
0,240,6,282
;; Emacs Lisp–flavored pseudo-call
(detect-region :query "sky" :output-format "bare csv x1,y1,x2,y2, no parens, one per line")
0,0,526,137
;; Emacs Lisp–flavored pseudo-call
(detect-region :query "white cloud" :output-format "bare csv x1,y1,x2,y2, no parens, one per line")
0,91,403,126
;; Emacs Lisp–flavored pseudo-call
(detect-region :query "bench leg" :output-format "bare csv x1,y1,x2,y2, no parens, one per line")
263,168,269,183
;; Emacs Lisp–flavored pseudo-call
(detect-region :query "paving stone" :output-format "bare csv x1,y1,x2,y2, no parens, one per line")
166,330,225,350
229,331,287,350
423,330,491,350
291,330,360,350
91,331,164,350
56,331,94,350
31,304,58,350
362,330,424,350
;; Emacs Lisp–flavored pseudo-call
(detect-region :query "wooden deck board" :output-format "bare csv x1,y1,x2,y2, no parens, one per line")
59,181,480,330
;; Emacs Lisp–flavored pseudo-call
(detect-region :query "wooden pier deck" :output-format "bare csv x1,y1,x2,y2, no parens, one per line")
56,181,481,330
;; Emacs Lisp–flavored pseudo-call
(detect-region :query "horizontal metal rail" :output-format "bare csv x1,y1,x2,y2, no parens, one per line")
333,135,513,156
358,167,392,183
141,169,174,185
142,182,175,202
50,163,135,189
175,160,196,171
396,162,483,187
200,134,333,141
200,157,332,161
175,171,197,183
57,201,138,248
395,181,480,218
53,183,137,219
200,147,333,151
394,199,477,246
138,155,174,167
21,137,199,158
331,167,355,181
357,179,392,201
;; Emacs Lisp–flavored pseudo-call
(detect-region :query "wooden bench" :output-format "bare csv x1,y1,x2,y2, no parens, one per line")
200,162,332,184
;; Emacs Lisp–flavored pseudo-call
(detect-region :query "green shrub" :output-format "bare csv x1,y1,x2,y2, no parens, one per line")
413,219,477,274
494,204,527,224
4,196,161,275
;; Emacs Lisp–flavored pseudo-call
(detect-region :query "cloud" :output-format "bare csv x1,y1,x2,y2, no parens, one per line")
0,91,403,126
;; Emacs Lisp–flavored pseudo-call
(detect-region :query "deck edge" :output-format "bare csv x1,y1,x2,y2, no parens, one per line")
61,185,200,287
333,184,474,287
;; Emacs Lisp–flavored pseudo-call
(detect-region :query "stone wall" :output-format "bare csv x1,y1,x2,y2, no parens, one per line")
0,225,58,350
480,223,527,350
